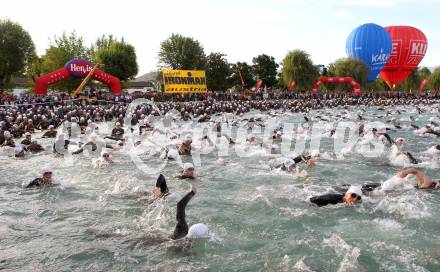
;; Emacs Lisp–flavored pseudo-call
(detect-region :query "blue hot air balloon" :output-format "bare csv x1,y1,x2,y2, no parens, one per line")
346,23,392,82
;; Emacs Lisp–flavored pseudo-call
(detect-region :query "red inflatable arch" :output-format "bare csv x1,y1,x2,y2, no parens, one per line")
312,77,361,95
34,59,122,96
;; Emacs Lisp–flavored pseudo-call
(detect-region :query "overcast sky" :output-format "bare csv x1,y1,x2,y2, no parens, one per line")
1,0,438,76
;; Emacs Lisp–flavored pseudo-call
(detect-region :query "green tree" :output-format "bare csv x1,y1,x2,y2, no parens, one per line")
158,34,206,70
205,52,231,91
0,19,35,89
94,35,138,81
252,54,278,87
398,68,420,91
26,56,43,82
369,76,390,91
229,62,255,88
280,50,319,91
40,31,91,92
328,57,368,90
418,67,432,80
427,68,440,91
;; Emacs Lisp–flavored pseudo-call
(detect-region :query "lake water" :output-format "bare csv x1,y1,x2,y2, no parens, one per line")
1,104,439,272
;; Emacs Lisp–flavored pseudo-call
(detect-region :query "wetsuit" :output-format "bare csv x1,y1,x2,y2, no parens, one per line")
21,138,31,145
310,183,381,207
310,194,344,207
177,173,195,180
403,151,419,164
26,143,44,153
380,133,393,145
111,128,124,138
26,178,50,188
415,182,438,189
42,130,57,138
39,121,49,130
156,174,169,196
2,139,15,148
425,129,440,137
215,123,221,133
170,191,195,240
293,155,311,164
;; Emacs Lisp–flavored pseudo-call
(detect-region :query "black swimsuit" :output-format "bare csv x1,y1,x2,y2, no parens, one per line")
310,194,344,207
415,182,437,189
171,191,195,240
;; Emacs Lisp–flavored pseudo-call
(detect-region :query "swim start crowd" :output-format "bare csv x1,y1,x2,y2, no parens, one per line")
2,92,440,241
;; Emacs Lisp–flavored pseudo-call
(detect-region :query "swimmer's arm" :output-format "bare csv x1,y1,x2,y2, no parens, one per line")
72,148,84,155
176,190,195,222
398,168,432,188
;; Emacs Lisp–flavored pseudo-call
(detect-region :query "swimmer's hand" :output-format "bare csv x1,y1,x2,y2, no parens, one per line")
191,185,197,194
296,169,310,178
397,168,417,178
306,159,316,167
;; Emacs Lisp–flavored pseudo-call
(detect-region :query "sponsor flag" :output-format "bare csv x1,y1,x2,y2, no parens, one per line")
419,78,428,92
162,70,207,93
288,80,296,92
255,79,263,93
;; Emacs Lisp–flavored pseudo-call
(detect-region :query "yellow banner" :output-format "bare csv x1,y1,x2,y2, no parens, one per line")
162,70,207,93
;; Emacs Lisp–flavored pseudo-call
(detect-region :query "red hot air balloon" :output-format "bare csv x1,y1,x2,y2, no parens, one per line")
380,26,428,90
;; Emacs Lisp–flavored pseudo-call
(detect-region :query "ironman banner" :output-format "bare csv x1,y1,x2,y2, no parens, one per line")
162,70,207,93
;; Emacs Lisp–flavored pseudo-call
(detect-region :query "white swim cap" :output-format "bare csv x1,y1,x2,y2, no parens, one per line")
49,125,54,129
283,158,295,168
116,122,121,126
187,223,209,239
14,146,24,155
276,131,282,136
41,164,53,174
117,140,123,146
346,185,363,197
310,149,320,158
4,131,11,138
185,134,192,141
183,162,194,171
167,148,178,160
25,132,31,136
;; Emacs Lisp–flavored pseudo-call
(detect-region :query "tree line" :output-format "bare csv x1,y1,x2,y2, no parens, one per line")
1,19,439,93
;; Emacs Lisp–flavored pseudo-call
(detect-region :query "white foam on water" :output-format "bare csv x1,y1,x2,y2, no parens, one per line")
373,194,431,219
323,234,360,272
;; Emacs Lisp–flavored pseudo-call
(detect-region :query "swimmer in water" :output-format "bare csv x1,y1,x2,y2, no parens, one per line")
178,134,192,155
41,125,57,138
2,131,15,147
105,122,124,141
152,174,169,198
53,133,70,157
26,140,44,153
310,185,363,207
396,168,440,189
93,150,114,168
176,162,195,179
106,140,124,151
27,165,54,188
72,133,98,155
169,185,208,240
14,146,26,158
21,132,32,145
